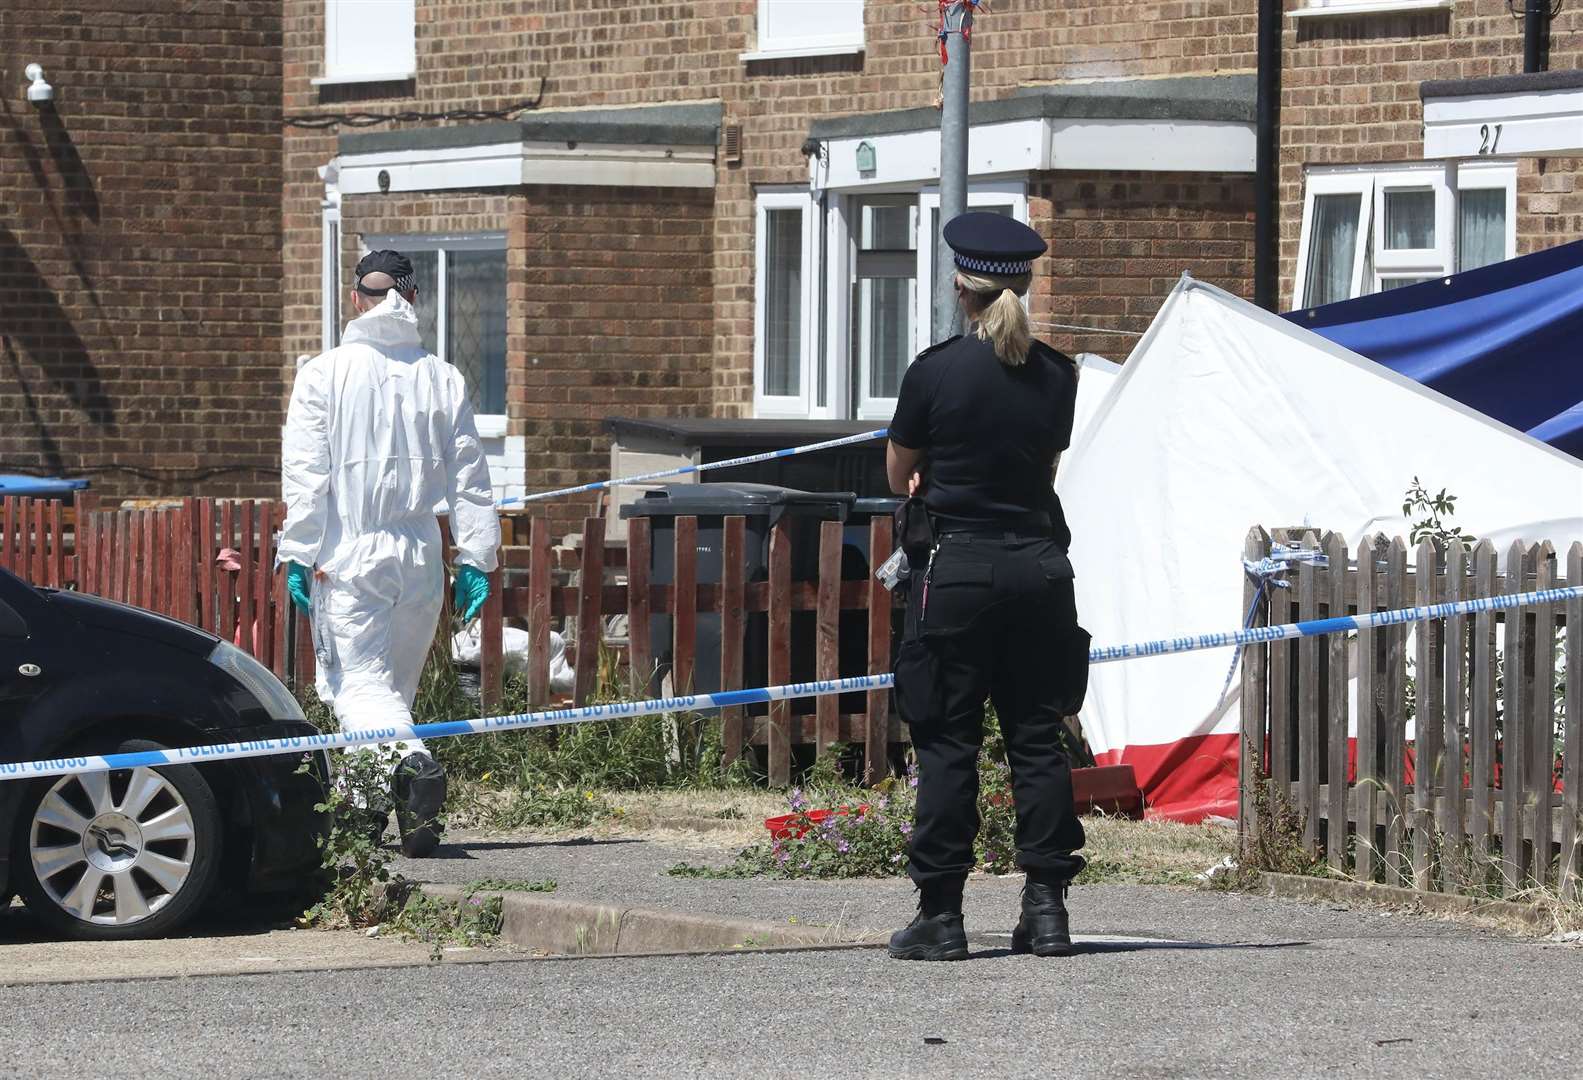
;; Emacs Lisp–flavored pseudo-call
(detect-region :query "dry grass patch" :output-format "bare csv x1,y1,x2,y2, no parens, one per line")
1078,814,1238,886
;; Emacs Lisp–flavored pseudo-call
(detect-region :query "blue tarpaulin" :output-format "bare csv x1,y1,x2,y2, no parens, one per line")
1285,239,1583,459
0,475,89,497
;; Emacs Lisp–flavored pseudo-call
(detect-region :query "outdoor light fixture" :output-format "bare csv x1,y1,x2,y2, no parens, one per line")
24,64,53,104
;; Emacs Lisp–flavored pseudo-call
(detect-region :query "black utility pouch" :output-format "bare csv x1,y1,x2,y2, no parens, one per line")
894,495,935,562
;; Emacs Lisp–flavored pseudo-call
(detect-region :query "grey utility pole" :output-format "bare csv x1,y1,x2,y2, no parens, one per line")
931,1,973,344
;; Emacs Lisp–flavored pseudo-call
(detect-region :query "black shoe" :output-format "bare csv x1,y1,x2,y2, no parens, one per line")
392,752,447,858
888,877,969,962
1011,875,1073,957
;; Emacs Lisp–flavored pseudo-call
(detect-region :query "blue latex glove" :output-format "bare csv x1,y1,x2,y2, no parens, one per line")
285,562,313,616
453,565,491,623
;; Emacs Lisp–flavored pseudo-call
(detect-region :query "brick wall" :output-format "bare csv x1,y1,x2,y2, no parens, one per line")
1032,171,1256,360
512,186,715,539
0,1,283,501
1279,0,1583,307
283,0,1259,428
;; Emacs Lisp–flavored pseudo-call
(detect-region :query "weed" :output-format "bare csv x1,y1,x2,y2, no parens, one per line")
464,878,558,893
1206,776,1324,892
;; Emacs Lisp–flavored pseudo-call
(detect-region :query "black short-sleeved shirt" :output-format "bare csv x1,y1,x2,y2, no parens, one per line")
888,334,1078,537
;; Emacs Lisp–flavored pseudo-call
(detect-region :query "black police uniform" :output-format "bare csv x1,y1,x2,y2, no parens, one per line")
887,215,1090,950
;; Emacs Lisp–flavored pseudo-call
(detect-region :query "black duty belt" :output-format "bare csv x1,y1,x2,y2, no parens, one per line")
935,514,1051,541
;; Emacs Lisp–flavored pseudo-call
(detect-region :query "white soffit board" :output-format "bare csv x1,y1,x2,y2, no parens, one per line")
338,142,716,194
1424,86,1583,158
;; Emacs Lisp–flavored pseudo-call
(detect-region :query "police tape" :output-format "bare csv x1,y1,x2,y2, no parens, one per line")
2,582,1579,780
497,428,889,506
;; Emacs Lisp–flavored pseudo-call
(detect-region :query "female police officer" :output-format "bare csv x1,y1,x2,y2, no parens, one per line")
886,212,1089,962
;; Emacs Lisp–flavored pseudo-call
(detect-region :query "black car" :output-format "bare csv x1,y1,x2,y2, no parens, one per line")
0,566,328,939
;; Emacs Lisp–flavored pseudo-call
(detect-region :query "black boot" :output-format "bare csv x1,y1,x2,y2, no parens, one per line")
1012,873,1072,957
392,752,447,858
888,877,969,961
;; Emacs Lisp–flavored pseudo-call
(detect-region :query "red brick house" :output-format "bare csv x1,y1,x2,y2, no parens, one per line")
282,0,1260,534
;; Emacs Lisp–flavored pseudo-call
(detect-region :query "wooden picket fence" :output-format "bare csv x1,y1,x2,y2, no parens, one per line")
0,498,903,786
475,514,902,786
1240,526,1583,900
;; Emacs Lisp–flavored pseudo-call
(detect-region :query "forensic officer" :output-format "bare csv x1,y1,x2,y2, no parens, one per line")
886,213,1090,961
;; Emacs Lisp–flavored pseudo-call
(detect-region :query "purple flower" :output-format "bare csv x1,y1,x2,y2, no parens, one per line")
900,822,912,836
837,841,849,853
908,776,919,789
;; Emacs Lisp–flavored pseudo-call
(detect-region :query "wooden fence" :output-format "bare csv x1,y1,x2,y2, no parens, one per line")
0,498,902,786
1240,526,1583,900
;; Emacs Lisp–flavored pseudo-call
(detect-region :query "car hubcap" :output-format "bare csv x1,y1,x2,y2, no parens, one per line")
29,768,197,926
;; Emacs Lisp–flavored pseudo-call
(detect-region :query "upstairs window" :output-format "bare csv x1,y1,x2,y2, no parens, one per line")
753,0,864,58
321,0,416,84
1294,162,1515,308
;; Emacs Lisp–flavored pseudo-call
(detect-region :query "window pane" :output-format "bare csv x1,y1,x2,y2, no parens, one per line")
764,208,803,399
862,277,912,399
447,248,507,416
1302,193,1361,307
861,204,913,251
1458,189,1506,273
407,250,440,355
1383,188,1435,250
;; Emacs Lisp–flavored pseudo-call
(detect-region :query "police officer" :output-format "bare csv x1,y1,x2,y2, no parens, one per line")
886,213,1089,961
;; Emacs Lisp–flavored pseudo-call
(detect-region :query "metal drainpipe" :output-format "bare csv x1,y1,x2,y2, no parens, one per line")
1523,0,1549,73
1254,0,1281,311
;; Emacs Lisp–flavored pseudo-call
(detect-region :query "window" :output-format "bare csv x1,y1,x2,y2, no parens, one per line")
752,183,1028,420
360,234,508,422
1293,162,1515,308
320,0,416,85
751,0,864,58
1290,0,1453,15
753,192,820,417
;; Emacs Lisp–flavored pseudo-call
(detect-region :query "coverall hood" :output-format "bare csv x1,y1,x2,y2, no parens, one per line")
342,292,423,352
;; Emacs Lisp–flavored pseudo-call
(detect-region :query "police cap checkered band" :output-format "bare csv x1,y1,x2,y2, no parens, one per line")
943,212,1047,276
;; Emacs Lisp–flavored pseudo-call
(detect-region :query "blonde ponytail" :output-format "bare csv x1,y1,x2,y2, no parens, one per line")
955,269,1033,366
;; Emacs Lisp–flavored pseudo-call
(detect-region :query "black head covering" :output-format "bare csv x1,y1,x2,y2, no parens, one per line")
354,249,416,296
943,212,1048,276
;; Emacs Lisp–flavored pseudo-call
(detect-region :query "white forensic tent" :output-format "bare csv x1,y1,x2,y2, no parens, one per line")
1057,276,1583,821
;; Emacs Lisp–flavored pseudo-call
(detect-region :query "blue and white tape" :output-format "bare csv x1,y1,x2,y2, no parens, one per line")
498,428,889,506
3,584,1578,780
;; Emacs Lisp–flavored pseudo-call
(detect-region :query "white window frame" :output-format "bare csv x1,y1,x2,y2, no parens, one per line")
317,0,417,85
1293,161,1516,308
360,231,509,436
753,191,820,419
745,0,864,62
916,181,1031,336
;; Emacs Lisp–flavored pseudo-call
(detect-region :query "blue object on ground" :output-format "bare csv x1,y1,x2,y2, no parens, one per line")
0,475,89,497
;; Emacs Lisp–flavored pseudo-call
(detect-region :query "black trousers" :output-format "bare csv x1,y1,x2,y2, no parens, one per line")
893,533,1089,885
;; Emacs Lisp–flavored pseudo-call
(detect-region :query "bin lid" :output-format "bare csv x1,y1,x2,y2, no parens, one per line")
619,482,855,520
851,496,903,517
0,474,89,496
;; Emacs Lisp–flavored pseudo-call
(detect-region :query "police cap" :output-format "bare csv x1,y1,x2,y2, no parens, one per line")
354,249,417,296
943,212,1048,276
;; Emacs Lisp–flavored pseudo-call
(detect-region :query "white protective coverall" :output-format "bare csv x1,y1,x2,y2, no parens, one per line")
279,291,500,754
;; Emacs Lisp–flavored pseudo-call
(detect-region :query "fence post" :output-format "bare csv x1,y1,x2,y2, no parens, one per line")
48,501,64,589
767,518,792,787
815,520,841,759
1470,540,1498,884
1531,542,1557,891
525,516,551,705
1,498,13,571
197,500,215,631
1502,540,1531,890
718,516,746,769
478,564,504,712
1413,538,1442,891
1440,540,1468,889
1296,531,1321,851
1355,535,1380,881
671,516,697,701
1381,537,1408,886
864,516,893,786
255,502,275,666
573,517,606,705
627,516,653,697
1562,542,1583,902
1324,531,1349,873
1239,526,1271,840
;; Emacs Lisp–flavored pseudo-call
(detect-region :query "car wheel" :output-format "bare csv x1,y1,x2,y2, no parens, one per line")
13,739,223,940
